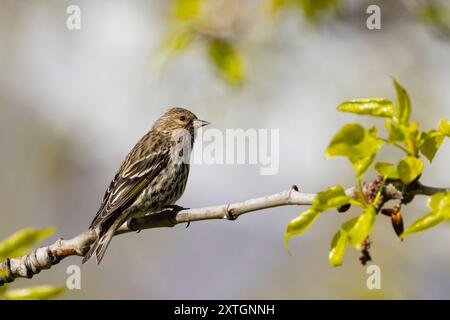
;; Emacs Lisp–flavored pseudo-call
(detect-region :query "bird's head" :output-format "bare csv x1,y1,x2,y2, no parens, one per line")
154,107,210,134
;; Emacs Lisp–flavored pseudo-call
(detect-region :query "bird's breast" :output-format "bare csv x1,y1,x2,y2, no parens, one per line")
131,162,190,214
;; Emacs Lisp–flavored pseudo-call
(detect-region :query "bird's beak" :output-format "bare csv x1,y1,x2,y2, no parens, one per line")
194,119,210,128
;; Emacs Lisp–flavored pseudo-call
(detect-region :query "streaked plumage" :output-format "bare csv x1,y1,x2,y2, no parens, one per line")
82,107,209,264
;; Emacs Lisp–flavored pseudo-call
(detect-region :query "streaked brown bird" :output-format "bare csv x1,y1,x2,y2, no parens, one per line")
82,107,209,264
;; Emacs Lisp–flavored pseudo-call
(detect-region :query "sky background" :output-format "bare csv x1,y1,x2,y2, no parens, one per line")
1,0,450,299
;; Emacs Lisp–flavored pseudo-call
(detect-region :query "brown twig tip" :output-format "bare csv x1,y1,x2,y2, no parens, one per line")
337,203,351,213
359,238,373,266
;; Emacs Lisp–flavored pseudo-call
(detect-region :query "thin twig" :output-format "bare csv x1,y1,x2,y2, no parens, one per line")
412,182,450,196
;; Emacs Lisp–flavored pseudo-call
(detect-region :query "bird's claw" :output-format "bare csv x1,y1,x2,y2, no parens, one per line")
163,205,191,228
164,205,189,213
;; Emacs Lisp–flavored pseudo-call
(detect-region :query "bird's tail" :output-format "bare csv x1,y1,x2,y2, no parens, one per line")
82,216,127,265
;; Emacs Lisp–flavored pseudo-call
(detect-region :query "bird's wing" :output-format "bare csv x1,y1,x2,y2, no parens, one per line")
90,150,169,230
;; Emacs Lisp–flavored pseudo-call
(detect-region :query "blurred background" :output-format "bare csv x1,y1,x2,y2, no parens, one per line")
1,0,450,299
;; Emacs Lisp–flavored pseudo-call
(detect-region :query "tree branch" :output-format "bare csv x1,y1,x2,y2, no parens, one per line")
412,183,450,196
0,185,341,286
1,180,447,286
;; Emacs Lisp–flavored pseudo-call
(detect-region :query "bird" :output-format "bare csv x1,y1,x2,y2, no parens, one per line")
82,107,210,264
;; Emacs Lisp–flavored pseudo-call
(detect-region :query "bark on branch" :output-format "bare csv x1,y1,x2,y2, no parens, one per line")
0,181,446,286
0,185,337,286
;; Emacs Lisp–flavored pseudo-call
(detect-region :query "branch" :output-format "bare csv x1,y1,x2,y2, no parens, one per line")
0,185,337,286
412,183,450,196
1,180,447,286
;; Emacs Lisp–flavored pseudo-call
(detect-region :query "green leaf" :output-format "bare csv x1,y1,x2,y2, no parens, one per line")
402,211,445,237
313,185,353,211
402,192,450,238
325,123,383,160
351,154,376,178
328,209,375,267
439,119,450,136
368,125,378,137
419,130,444,162
3,285,64,300
285,185,357,248
406,122,420,155
0,270,8,292
326,123,364,156
326,124,382,177
392,78,411,125
375,162,400,179
346,206,377,248
0,227,55,259
285,209,320,248
397,156,424,185
208,39,244,84
328,229,348,267
337,98,395,118
385,120,406,142
429,192,450,211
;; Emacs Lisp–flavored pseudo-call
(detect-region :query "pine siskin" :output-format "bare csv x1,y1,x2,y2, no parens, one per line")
82,107,209,264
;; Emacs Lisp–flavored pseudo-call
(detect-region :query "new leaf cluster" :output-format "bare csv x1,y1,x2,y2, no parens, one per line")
285,79,450,267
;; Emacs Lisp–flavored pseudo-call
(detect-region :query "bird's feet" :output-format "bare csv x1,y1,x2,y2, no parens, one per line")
163,205,191,228
164,204,188,212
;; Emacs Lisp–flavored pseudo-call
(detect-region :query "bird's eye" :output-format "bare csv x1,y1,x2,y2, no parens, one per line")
180,116,186,121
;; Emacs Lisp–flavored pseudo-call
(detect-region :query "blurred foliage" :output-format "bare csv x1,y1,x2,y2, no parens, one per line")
159,0,450,86
159,0,246,85
271,0,338,22
208,39,244,84
159,0,338,84
3,285,65,300
418,0,450,40
160,29,196,56
286,79,450,267
173,0,201,21
0,228,65,300
0,227,55,259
